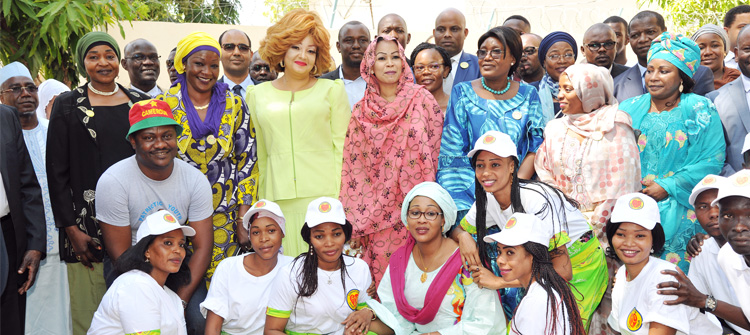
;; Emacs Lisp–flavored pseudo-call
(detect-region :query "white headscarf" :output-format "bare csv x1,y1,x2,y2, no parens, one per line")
35,79,70,121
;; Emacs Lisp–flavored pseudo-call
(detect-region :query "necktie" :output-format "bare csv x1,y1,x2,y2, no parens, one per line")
232,85,242,98
642,71,647,94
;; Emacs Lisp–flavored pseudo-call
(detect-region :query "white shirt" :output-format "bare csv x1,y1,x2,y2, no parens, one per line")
129,84,162,98
463,183,592,247
201,254,293,335
443,51,463,95
88,270,187,335
222,75,255,100
740,75,750,117
608,257,721,335
338,66,366,109
726,51,739,70
718,242,750,321
688,238,750,335
638,63,648,94
267,256,372,335
510,282,570,335
0,174,9,217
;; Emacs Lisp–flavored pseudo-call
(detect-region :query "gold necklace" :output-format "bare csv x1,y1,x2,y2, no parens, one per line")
194,102,209,109
415,246,439,283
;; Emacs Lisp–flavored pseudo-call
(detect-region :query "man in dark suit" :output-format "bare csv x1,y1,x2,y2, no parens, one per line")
434,8,480,95
613,11,715,101
708,25,750,175
0,65,45,333
321,21,370,108
581,23,628,78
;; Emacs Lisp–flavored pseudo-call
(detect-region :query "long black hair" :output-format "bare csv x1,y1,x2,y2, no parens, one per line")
472,153,579,268
115,234,191,292
510,242,586,335
293,221,354,297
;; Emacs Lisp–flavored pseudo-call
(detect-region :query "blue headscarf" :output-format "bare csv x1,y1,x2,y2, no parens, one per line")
648,32,700,78
538,31,578,66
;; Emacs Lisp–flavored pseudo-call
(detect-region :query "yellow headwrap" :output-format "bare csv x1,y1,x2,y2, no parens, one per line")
174,32,222,74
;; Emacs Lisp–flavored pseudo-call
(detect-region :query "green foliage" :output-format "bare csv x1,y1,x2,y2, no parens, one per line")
263,0,309,23
0,0,139,87
133,0,242,25
639,0,746,34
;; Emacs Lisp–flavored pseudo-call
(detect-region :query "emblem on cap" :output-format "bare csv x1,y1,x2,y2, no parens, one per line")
163,213,176,223
483,135,496,144
505,217,517,229
460,61,469,69
701,176,716,185
319,201,331,213
734,175,750,187
255,201,266,208
629,197,644,210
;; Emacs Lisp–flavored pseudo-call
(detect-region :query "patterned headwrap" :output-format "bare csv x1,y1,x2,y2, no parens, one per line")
400,182,457,234
75,32,121,77
562,63,616,114
538,31,578,66
648,32,701,78
690,24,730,54
172,32,229,139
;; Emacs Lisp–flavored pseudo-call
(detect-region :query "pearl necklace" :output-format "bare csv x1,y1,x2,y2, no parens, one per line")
482,77,512,95
87,83,119,96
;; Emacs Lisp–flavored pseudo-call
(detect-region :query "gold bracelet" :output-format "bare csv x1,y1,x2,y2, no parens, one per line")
361,306,376,321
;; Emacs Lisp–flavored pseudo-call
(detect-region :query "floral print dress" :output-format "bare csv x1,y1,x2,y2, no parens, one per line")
619,93,725,272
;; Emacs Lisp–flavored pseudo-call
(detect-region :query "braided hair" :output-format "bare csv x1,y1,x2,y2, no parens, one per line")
510,242,586,335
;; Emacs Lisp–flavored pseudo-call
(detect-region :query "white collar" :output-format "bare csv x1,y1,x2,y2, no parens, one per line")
130,84,161,98
338,66,363,83
637,63,647,77
223,75,254,89
451,51,463,64
741,74,750,93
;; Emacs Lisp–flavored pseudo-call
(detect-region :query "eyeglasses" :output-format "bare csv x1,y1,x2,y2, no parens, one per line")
522,47,537,56
413,63,444,74
1,85,38,95
124,54,160,63
222,43,251,52
166,60,174,68
477,48,505,59
585,41,616,51
547,53,576,62
407,210,444,221
251,64,270,72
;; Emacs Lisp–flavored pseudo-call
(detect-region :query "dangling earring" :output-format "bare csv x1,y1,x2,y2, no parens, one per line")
679,81,684,92
280,60,285,68
650,248,654,253
145,257,150,263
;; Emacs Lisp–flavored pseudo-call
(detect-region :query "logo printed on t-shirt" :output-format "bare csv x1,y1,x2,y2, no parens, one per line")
627,307,643,331
505,217,517,229
163,213,176,223
319,202,331,213
629,197,644,210
346,289,359,310
483,135,496,144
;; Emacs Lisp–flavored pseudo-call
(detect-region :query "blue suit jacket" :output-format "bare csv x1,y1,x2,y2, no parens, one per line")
613,64,715,102
452,52,481,88
707,77,749,175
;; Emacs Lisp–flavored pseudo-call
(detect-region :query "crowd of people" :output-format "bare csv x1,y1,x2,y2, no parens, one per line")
2,5,750,335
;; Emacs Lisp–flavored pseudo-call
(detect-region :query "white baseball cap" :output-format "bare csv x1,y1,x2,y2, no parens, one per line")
467,130,518,159
610,193,660,230
712,169,750,206
742,133,750,155
688,174,725,207
305,197,347,228
242,199,286,234
136,210,196,243
483,213,551,247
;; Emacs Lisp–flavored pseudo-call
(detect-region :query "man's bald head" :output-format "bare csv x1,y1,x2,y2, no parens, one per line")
434,8,468,57
582,23,617,68
378,13,410,48
338,21,369,41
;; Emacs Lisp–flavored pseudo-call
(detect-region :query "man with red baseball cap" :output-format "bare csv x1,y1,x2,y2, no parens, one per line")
94,99,214,325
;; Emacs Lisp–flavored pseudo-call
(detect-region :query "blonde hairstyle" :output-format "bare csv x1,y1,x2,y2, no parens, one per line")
259,9,333,76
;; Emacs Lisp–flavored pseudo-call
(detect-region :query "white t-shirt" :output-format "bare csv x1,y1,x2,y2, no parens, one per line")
608,257,721,335
200,254,293,335
463,183,591,247
96,156,214,245
267,256,372,335
718,243,750,321
688,238,750,335
510,281,571,335
88,270,186,335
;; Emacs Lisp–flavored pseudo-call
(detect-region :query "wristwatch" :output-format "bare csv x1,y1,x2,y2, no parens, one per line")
703,295,717,313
